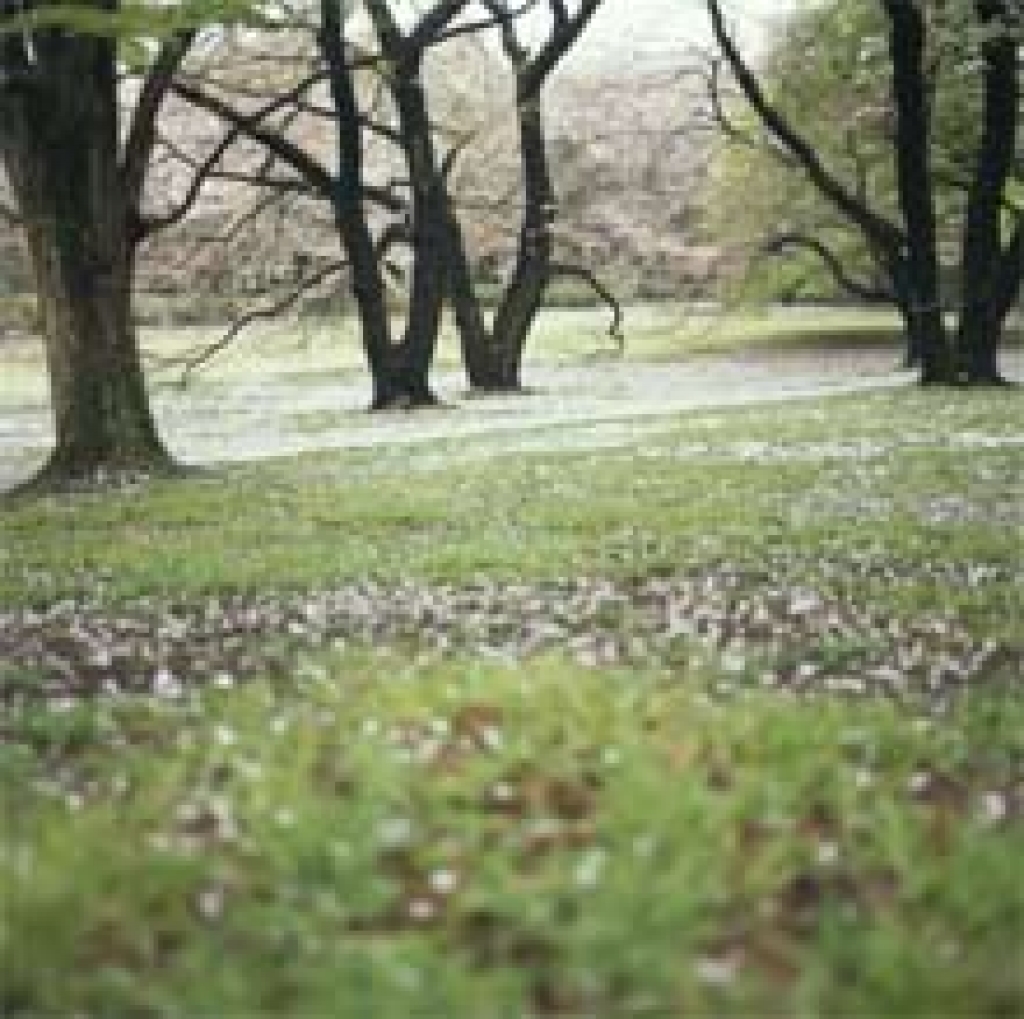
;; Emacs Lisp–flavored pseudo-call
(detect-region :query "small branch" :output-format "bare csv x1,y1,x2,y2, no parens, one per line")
441,132,475,181
760,232,894,302
173,75,407,215
193,189,291,246
702,56,756,146
842,128,871,204
526,0,602,92
407,0,472,54
138,89,324,242
169,259,349,385
548,261,624,348
374,220,410,283
137,126,254,242
173,73,335,196
156,133,314,195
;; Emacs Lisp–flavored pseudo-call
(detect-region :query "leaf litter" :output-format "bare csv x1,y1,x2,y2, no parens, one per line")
2,560,1017,716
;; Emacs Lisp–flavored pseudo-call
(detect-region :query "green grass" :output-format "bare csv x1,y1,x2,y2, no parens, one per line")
1,378,1022,1016
2,391,1021,625
3,656,1022,1017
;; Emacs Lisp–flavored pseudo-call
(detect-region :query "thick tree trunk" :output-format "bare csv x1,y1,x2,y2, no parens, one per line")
955,0,1018,385
885,0,954,385
1,40,173,487
319,0,397,408
485,89,556,391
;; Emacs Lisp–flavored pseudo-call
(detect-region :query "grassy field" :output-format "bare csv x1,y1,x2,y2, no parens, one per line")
1,327,1023,1015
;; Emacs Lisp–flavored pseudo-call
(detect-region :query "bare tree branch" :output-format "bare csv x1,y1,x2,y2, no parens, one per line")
191,188,290,246
524,0,603,93
760,232,894,302
173,74,407,215
168,259,349,384
408,0,472,54
548,261,624,348
137,73,332,241
173,72,335,193
706,0,905,256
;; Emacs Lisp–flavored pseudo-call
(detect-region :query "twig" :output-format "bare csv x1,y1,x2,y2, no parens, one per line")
165,259,349,385
548,261,624,349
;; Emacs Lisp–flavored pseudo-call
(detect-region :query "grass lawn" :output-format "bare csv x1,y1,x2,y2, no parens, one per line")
1,345,1022,1015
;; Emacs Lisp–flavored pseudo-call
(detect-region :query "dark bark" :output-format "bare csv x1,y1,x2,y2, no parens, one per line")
761,232,895,303
443,199,495,387
319,0,397,407
706,0,972,384
483,90,557,390
1,29,175,487
883,0,954,384
364,0,473,405
706,0,904,257
123,32,196,239
389,68,446,405
956,0,1019,384
361,0,608,397
446,0,608,392
172,72,409,406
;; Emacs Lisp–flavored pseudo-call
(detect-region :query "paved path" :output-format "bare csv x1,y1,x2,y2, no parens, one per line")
2,345,1020,488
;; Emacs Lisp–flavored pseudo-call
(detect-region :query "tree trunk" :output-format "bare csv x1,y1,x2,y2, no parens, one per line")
443,200,495,389
391,71,445,406
485,87,556,391
993,222,1022,328
440,87,558,393
1,40,173,487
884,0,954,385
955,0,1018,385
319,0,397,408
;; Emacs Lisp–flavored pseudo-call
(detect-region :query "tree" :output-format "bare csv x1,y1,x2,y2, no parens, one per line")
441,0,618,392
362,0,471,405
319,0,398,406
704,0,1021,384
369,0,617,393
0,3,197,486
173,2,616,400
955,0,1022,381
175,2,470,406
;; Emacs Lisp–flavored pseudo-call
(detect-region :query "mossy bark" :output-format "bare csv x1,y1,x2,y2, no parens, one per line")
1,36,174,488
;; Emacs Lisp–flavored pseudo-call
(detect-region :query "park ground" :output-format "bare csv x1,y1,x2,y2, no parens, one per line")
1,307,1022,1016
